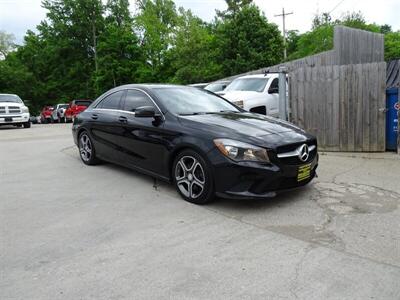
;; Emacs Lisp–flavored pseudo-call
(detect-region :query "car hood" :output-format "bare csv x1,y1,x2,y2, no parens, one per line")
221,91,262,102
178,112,314,149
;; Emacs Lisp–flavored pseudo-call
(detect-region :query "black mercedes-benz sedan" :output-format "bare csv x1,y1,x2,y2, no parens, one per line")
72,84,318,204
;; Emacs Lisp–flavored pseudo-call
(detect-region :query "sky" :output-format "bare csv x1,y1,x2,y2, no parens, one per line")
1,0,400,44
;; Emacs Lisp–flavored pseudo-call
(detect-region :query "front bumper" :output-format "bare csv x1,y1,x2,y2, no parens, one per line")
0,113,30,124
209,149,318,199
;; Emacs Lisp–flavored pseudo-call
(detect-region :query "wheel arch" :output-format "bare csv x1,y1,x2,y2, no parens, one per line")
168,143,211,181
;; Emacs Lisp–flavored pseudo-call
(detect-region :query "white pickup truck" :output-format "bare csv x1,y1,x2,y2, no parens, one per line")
220,74,282,117
0,94,31,128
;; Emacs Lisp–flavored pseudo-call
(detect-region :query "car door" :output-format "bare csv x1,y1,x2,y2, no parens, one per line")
265,77,280,117
89,90,125,162
114,89,168,177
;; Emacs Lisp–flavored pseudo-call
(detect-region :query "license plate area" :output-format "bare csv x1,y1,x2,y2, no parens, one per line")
297,164,311,182
5,117,12,122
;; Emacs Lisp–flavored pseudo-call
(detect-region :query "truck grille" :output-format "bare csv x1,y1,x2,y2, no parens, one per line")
8,106,21,114
0,106,21,115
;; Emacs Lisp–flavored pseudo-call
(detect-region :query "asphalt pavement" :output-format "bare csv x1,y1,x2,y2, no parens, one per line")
1,123,400,299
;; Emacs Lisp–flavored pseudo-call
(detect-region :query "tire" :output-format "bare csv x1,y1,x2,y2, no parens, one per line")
172,149,215,204
78,131,100,165
23,122,31,128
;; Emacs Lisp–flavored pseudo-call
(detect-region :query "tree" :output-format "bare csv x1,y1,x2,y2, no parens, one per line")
217,0,253,18
0,30,16,59
216,3,283,76
134,0,178,82
96,0,145,90
170,8,222,84
385,31,400,61
286,30,300,59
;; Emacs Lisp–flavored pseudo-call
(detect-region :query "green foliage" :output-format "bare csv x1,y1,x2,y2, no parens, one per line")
96,0,145,90
385,31,400,61
170,8,222,84
216,4,283,76
134,0,178,82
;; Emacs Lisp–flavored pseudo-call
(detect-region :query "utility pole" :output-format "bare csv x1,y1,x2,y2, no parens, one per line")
275,8,293,60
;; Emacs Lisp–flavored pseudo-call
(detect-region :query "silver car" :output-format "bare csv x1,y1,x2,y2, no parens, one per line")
51,104,69,123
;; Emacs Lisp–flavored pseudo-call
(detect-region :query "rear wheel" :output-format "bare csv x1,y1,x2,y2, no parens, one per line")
173,150,215,204
78,131,99,165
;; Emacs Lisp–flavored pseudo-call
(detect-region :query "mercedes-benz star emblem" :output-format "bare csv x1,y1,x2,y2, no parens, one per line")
298,144,309,162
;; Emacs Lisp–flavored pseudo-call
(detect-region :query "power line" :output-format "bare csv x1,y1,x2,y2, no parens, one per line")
329,0,346,14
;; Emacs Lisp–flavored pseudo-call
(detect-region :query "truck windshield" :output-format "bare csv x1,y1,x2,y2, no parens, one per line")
225,78,269,93
0,94,23,103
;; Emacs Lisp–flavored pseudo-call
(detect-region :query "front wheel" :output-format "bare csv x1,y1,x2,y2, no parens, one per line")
23,122,31,128
78,131,100,165
173,150,215,204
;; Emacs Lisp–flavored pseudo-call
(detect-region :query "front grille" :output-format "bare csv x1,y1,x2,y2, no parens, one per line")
275,140,317,165
0,106,5,114
278,150,317,165
8,106,21,114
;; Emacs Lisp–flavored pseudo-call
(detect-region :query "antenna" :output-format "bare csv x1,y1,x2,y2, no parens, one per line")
275,8,294,60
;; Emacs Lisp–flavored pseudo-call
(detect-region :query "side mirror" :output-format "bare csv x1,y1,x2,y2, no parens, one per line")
268,87,279,94
135,106,158,118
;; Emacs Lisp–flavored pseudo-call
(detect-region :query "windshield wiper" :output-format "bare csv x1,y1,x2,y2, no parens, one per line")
178,112,207,116
219,110,240,113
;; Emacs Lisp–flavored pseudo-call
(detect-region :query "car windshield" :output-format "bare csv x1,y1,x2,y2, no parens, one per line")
0,94,23,103
205,82,227,92
75,101,91,107
59,104,69,109
152,87,240,115
225,78,269,93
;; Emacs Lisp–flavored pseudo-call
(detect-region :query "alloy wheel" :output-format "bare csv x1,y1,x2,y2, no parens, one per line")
175,156,205,199
79,134,92,162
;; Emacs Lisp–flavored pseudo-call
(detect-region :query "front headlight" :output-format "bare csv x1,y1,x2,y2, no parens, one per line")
214,138,270,163
21,106,29,113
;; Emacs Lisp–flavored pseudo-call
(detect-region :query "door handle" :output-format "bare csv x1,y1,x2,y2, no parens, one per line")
91,113,98,120
118,116,128,123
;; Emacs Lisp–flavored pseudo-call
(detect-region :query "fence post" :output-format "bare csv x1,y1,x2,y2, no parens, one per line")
279,66,288,120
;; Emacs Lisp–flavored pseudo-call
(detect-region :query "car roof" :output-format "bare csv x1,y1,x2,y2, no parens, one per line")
0,93,19,96
235,74,278,79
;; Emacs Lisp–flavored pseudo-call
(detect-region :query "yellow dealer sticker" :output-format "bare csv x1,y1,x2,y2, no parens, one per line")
297,164,311,182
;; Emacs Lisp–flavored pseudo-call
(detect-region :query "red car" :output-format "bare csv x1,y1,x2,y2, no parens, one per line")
40,106,54,124
65,100,92,123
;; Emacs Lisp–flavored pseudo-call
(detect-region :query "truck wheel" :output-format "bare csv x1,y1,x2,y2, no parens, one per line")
23,122,31,128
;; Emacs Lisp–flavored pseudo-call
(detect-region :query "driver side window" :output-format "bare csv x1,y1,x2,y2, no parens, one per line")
268,78,279,94
124,90,154,112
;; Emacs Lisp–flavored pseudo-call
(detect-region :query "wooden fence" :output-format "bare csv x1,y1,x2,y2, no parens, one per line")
289,63,387,152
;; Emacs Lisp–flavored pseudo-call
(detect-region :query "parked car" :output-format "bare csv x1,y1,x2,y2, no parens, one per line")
40,106,54,123
65,100,92,123
204,80,231,94
72,84,318,204
221,74,283,117
30,115,41,124
51,103,69,123
188,83,209,89
0,94,31,128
